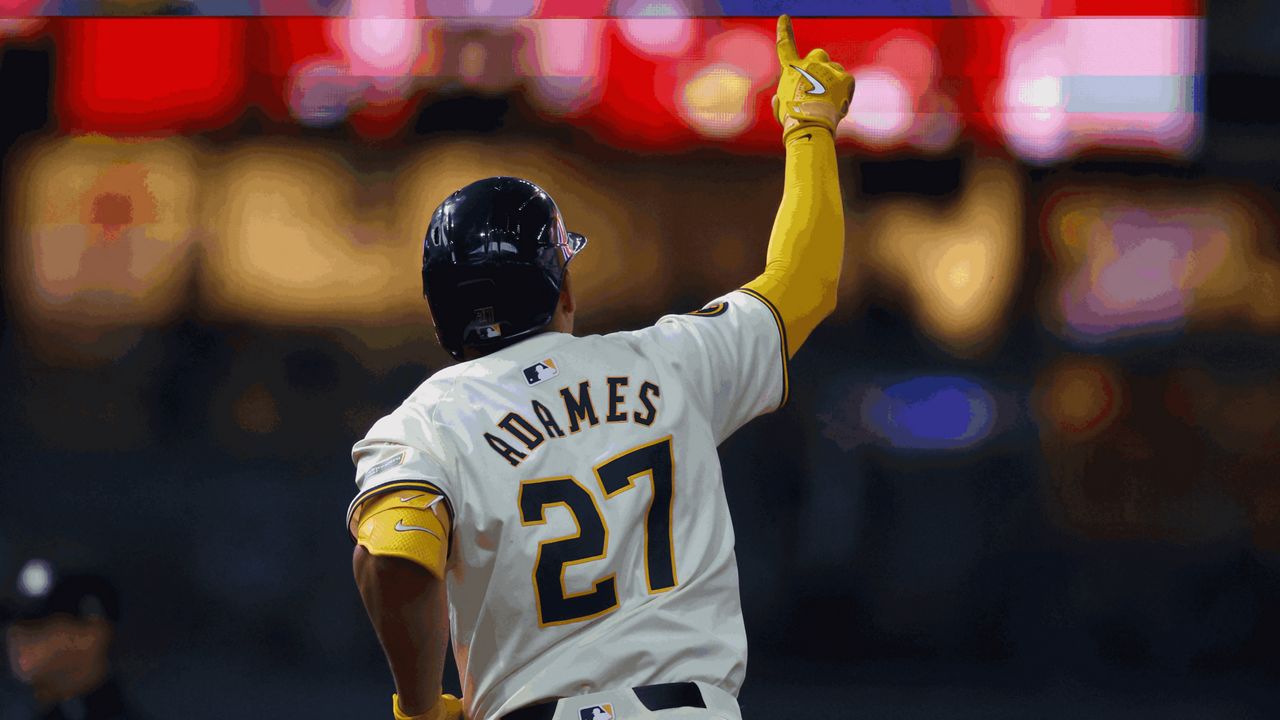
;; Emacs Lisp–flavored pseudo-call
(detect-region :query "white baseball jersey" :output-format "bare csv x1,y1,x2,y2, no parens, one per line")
346,289,788,720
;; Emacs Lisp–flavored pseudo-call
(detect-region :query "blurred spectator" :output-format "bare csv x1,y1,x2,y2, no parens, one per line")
2,564,149,720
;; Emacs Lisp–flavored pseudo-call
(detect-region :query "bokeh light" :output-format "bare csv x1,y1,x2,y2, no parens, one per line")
1042,185,1280,342
678,63,755,140
7,5,1279,720
866,159,1023,356
288,60,366,126
28,12,1203,156
909,92,962,153
997,18,1202,163
704,26,776,87
200,143,419,325
17,559,55,599
58,18,247,134
6,136,201,362
840,66,915,148
1036,356,1123,438
425,0,537,18
523,19,607,116
331,2,424,94
616,0,696,58
862,376,998,450
873,31,939,98
0,17,46,39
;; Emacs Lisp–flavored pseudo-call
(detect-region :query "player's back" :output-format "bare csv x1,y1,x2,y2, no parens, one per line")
349,291,787,720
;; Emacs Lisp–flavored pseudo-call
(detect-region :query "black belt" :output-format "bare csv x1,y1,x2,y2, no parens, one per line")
502,682,706,720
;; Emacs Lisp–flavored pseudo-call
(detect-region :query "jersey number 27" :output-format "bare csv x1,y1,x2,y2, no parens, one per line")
518,436,677,627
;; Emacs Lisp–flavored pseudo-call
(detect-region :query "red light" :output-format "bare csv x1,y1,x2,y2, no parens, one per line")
1061,0,1202,16
59,19,247,134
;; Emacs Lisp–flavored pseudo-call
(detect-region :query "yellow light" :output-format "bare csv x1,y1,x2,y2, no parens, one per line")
6,136,200,364
866,158,1023,356
678,63,754,140
938,243,978,295
200,141,421,324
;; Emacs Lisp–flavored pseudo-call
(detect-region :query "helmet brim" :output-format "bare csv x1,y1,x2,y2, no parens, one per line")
567,231,588,260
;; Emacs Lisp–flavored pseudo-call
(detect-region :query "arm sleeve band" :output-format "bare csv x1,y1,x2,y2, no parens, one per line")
742,126,845,356
393,693,463,720
356,491,452,579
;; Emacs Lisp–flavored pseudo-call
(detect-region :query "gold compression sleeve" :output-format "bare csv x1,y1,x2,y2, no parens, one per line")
393,693,463,720
742,126,844,356
356,490,452,579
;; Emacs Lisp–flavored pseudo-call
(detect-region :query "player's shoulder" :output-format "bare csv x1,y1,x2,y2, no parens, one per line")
359,365,465,447
371,333,584,426
384,365,457,417
616,289,767,345
405,361,470,404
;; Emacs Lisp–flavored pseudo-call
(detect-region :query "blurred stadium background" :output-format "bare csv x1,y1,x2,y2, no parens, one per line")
2,0,1278,717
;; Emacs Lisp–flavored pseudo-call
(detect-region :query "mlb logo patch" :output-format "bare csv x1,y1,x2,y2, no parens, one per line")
523,358,559,386
578,704,614,720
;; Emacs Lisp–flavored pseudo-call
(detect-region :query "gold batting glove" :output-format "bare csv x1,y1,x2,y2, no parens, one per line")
393,693,464,720
772,15,855,139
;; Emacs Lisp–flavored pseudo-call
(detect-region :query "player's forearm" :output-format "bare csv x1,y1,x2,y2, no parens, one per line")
743,127,845,355
353,547,450,716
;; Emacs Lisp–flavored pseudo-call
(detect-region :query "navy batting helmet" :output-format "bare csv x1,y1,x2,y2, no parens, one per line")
422,177,587,360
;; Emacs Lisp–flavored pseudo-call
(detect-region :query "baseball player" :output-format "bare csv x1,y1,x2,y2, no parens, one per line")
349,16,854,720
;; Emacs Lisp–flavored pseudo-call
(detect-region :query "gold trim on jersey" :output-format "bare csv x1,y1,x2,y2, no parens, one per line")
687,301,729,317
604,376,631,424
736,288,791,410
593,434,679,594
518,476,619,628
633,380,660,426
558,380,600,433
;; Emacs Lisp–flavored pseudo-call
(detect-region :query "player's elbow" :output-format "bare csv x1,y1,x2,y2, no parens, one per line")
353,546,434,599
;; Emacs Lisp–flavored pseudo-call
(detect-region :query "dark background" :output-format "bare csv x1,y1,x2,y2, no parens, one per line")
3,3,1279,718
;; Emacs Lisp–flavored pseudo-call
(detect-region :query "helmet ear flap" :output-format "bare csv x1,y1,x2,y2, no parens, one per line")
422,272,463,360
436,328,463,361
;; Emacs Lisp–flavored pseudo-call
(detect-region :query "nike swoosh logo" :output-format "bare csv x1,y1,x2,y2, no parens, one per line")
399,494,425,503
791,64,825,95
797,133,812,141
394,519,442,539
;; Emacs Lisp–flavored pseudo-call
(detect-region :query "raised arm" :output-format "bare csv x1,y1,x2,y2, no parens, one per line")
743,15,855,357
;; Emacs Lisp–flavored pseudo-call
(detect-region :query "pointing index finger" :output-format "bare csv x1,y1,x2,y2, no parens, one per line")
776,15,799,65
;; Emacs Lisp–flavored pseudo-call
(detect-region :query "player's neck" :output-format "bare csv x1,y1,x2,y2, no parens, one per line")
459,329,573,361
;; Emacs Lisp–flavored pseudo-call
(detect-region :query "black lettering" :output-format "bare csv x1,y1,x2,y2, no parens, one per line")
633,381,660,426
530,399,565,438
605,376,629,423
499,412,544,451
485,432,527,467
559,381,599,433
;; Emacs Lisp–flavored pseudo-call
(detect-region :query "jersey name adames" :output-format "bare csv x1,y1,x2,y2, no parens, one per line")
482,378,662,467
